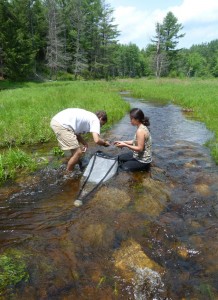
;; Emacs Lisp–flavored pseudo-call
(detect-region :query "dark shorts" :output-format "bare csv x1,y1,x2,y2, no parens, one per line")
118,152,150,172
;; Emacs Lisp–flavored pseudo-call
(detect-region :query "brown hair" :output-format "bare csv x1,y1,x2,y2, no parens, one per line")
95,110,107,122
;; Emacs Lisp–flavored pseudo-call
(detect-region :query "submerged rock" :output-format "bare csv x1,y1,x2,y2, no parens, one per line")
113,239,163,279
91,186,131,211
134,178,171,217
113,239,165,299
194,183,211,196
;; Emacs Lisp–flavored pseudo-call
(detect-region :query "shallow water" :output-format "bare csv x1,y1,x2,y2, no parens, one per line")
0,97,217,299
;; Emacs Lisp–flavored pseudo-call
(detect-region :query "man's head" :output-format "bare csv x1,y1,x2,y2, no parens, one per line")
96,110,107,126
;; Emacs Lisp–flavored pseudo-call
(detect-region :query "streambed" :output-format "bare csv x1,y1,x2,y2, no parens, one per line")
0,96,217,299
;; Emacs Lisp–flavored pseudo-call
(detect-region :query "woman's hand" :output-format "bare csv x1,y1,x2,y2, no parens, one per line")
114,141,125,148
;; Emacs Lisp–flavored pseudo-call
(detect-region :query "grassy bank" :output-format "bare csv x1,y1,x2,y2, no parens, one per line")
0,81,129,147
0,80,130,183
0,78,217,183
107,78,218,163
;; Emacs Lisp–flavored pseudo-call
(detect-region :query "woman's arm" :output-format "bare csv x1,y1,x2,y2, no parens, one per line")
114,140,133,146
115,128,147,152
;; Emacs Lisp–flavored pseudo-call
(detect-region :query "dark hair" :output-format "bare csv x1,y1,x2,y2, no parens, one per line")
130,108,150,126
95,110,107,122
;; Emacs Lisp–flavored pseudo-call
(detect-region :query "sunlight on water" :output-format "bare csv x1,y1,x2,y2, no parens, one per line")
132,267,164,300
0,97,217,299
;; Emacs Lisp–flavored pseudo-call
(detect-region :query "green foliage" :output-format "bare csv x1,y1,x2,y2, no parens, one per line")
150,11,185,76
52,146,65,157
1,1,218,80
57,72,74,81
0,148,45,183
187,40,218,78
0,0,46,80
0,0,120,80
0,81,129,147
0,80,129,183
116,43,145,77
160,12,185,51
0,249,29,294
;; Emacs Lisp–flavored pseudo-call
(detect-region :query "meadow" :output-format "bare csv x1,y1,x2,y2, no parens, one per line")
0,80,130,182
0,78,217,183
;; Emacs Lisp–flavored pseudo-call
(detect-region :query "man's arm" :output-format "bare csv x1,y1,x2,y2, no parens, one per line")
92,132,110,147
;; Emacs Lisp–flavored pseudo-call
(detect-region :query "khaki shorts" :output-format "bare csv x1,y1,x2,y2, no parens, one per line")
50,119,79,150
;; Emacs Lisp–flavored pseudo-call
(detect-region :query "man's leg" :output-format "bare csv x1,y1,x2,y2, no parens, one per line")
50,120,81,172
67,147,83,171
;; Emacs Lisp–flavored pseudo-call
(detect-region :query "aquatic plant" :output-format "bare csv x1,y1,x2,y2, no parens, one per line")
199,283,215,299
97,276,106,289
52,146,65,157
0,249,29,295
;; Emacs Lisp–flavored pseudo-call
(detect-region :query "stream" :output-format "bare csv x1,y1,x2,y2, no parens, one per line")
0,96,217,299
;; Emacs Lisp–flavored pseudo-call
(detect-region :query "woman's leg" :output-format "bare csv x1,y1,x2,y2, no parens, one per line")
118,152,150,172
118,152,134,162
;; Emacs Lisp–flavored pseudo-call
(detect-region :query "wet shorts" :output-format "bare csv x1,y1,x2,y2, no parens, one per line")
50,119,79,150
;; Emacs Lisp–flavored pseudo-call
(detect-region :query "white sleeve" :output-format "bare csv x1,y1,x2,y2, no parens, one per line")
90,119,100,134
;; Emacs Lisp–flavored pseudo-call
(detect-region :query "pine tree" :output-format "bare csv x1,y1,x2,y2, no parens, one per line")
45,0,71,79
97,0,119,79
65,0,88,79
151,11,185,76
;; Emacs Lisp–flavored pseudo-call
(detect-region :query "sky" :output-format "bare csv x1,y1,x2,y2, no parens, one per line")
107,0,218,49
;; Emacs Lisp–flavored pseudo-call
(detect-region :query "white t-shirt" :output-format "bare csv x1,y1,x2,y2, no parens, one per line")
52,108,100,134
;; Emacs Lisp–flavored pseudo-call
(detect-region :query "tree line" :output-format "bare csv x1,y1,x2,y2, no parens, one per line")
0,0,218,81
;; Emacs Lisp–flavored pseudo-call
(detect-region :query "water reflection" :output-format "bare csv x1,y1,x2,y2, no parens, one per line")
115,97,214,146
0,97,217,299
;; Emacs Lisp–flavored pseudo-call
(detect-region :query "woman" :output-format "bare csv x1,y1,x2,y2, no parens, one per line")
114,108,152,171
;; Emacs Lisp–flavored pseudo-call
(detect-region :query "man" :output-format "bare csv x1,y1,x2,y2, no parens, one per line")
50,108,110,173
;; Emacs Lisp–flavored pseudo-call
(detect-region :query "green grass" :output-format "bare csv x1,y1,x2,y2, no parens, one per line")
0,148,45,183
0,80,130,184
0,80,130,147
107,78,218,163
0,78,217,184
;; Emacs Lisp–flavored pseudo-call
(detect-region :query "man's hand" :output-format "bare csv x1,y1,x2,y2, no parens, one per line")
82,143,88,152
104,140,110,147
82,146,87,152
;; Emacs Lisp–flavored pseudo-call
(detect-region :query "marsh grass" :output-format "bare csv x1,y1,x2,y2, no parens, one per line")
0,148,46,183
0,78,217,184
108,78,218,163
0,81,129,147
0,80,129,183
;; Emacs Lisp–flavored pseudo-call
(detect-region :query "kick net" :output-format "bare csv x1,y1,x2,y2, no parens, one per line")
75,151,118,205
